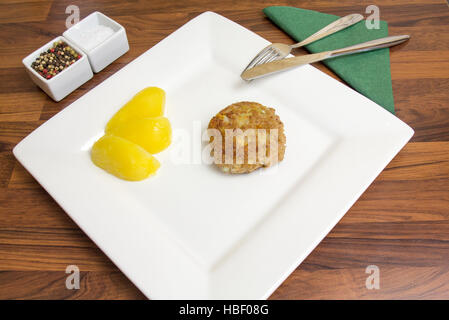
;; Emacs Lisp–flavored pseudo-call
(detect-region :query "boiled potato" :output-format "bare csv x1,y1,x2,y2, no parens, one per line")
106,117,172,154
106,87,165,131
91,134,160,181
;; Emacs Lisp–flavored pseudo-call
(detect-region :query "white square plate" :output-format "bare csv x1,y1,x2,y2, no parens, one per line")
13,12,413,299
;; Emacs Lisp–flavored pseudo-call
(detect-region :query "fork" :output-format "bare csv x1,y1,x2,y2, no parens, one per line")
243,13,364,72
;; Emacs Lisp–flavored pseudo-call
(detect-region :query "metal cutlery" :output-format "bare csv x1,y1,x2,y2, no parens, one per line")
241,34,410,80
243,13,364,72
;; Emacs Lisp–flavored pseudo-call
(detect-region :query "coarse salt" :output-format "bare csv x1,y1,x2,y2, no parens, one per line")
74,24,115,51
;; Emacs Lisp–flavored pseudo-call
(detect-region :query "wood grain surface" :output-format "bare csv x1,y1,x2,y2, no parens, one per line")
0,0,448,300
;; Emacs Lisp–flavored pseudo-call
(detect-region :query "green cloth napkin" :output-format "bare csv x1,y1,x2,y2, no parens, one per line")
263,6,395,113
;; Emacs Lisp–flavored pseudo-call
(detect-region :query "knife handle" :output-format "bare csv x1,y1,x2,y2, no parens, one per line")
291,13,364,49
329,35,410,57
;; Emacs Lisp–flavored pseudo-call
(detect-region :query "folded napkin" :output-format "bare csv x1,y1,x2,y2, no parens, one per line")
263,6,395,113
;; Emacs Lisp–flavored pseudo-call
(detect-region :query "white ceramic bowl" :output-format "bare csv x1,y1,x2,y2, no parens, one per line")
22,36,93,102
63,11,129,73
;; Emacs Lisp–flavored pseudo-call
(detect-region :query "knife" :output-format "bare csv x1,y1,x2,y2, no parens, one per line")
241,35,410,81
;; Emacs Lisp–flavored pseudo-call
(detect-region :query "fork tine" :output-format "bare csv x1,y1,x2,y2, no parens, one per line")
246,48,271,69
264,53,281,64
256,48,276,65
244,46,273,70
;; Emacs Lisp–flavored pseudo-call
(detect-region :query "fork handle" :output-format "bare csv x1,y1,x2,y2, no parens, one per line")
290,13,364,49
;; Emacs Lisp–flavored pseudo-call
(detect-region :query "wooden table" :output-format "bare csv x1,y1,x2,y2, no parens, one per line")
1,0,448,300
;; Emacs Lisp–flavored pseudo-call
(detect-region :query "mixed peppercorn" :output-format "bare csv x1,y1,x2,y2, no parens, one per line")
31,40,81,80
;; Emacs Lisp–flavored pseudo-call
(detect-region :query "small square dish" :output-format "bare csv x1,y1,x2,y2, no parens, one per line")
22,36,93,101
14,12,413,299
63,11,129,73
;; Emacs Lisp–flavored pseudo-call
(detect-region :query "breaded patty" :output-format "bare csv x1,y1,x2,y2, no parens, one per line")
207,101,286,174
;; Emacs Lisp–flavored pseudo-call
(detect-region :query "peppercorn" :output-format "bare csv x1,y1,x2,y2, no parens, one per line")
30,40,81,80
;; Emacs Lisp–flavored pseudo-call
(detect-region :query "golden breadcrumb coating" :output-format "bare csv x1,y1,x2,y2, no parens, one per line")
207,101,286,174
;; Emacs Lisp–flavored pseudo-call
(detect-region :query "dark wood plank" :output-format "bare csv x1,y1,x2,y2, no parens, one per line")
0,271,146,299
0,1,51,24
271,266,449,299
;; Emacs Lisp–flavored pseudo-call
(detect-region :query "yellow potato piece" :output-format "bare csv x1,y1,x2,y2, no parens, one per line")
106,87,165,131
106,117,172,154
91,134,160,181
